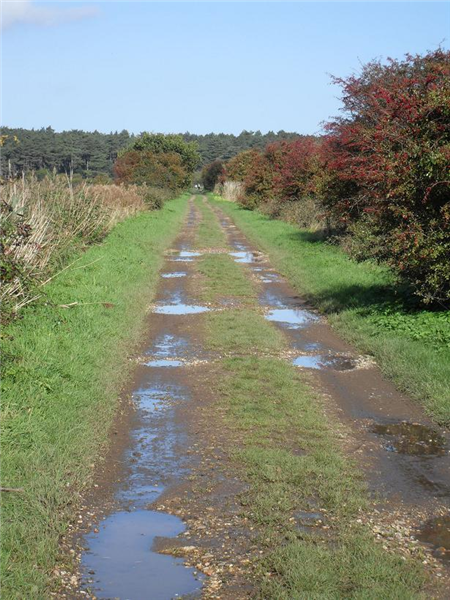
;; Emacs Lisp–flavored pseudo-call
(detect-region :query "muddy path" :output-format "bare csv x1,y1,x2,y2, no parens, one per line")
210,203,450,506
72,196,450,599
208,201,450,553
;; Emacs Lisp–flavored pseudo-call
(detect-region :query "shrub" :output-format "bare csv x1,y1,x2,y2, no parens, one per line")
221,50,450,304
114,133,200,192
322,49,450,303
201,160,224,191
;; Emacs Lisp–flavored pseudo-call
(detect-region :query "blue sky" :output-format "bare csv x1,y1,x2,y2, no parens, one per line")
2,1,449,135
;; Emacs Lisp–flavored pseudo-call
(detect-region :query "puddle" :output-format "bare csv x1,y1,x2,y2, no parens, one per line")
161,272,187,279
260,273,281,283
154,304,210,315
147,334,190,358
169,257,195,262
179,251,202,258
417,515,450,562
81,378,199,596
117,381,189,505
145,359,184,367
82,511,202,600
260,290,286,307
294,510,324,523
229,251,262,264
265,308,319,329
298,342,323,352
371,422,447,456
293,510,327,536
293,354,357,371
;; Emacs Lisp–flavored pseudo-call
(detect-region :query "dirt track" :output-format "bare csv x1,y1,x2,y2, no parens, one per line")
72,197,450,599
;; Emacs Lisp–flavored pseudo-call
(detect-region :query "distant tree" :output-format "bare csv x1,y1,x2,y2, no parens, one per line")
114,150,189,191
128,133,200,174
226,149,260,182
0,127,304,178
201,160,224,190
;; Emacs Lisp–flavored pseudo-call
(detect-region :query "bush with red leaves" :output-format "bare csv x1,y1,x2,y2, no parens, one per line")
222,50,450,303
322,49,450,303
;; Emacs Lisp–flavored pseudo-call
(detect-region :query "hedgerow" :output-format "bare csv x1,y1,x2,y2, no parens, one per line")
220,50,450,304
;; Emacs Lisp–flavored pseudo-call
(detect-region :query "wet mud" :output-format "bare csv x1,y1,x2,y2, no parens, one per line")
417,515,450,563
79,200,209,599
209,201,450,568
372,422,446,456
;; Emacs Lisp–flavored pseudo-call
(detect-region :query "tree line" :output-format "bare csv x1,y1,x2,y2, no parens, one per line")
0,127,302,179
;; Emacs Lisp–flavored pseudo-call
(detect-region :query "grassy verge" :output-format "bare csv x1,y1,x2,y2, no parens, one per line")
210,195,450,425
192,221,431,597
1,194,189,598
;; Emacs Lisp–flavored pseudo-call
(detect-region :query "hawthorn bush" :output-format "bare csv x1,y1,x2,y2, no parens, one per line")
322,49,450,304
221,50,450,304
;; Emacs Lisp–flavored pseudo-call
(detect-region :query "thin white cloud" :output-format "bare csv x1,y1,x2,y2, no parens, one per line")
1,0,99,30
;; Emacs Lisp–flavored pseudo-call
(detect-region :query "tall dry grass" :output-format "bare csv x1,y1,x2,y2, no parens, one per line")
1,175,148,318
214,181,243,203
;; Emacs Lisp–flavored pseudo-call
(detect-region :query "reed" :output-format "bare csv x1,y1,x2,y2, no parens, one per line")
0,175,149,319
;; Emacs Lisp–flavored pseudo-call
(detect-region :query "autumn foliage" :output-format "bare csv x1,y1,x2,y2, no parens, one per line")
221,50,450,303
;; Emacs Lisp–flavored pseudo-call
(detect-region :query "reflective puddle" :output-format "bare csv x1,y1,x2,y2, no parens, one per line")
261,273,281,282
293,354,357,371
229,251,263,264
83,511,201,600
161,272,187,279
154,304,210,315
167,250,202,262
146,334,190,358
265,307,319,329
145,359,184,367
179,251,202,258
371,422,447,456
260,290,286,307
169,257,195,262
81,375,202,597
417,515,450,562
154,290,211,316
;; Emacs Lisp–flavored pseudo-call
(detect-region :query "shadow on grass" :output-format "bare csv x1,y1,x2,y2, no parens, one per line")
308,283,403,315
287,230,327,244
284,233,423,316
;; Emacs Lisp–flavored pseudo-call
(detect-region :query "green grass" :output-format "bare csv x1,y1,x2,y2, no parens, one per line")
211,195,450,425
197,254,256,304
193,204,432,597
1,195,189,599
194,196,228,248
216,357,428,599
206,308,286,354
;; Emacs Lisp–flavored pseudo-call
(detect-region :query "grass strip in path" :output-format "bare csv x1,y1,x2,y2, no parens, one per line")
197,254,256,305
194,195,228,248
217,356,428,599
191,206,432,597
1,194,189,598
211,195,450,425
